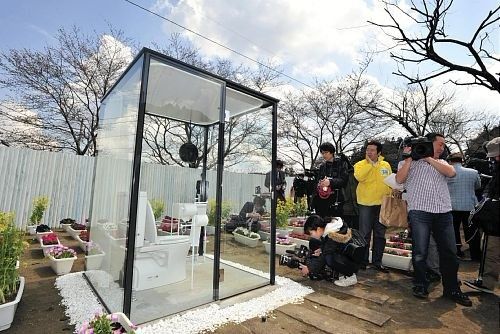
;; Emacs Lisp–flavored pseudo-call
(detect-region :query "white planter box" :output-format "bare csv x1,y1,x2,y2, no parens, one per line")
263,241,297,255
36,230,54,243
291,226,305,234
258,231,270,241
39,239,60,257
276,228,293,238
67,226,85,239
49,255,77,275
75,234,89,252
85,252,105,270
27,225,37,236
112,312,135,333
233,232,260,247
289,237,310,248
61,223,72,232
370,250,412,271
0,277,25,331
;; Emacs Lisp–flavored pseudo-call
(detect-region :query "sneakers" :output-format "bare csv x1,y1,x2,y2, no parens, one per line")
334,274,357,287
412,286,429,299
443,290,472,307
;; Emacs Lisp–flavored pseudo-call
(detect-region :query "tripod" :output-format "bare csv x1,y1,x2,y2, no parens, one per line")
464,232,495,294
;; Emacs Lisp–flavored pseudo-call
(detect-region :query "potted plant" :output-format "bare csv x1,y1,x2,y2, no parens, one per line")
76,230,90,251
60,218,76,232
263,236,296,255
206,200,232,235
26,196,49,235
79,312,136,333
150,199,165,222
369,232,413,271
85,242,105,271
40,233,60,257
292,196,308,218
47,245,77,275
0,212,27,331
67,222,87,239
276,198,294,237
35,224,53,242
232,227,260,247
288,231,311,248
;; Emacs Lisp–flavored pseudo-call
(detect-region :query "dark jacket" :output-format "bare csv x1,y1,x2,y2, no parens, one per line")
321,220,352,256
317,157,349,203
486,162,499,200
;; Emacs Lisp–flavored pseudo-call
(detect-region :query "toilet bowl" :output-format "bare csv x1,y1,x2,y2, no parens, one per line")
132,192,192,291
133,235,190,291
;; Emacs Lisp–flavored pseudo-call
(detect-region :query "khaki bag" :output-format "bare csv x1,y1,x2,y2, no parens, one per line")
379,190,408,228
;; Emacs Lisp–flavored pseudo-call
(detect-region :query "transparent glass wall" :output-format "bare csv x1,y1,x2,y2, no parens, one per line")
218,101,272,299
87,56,143,314
129,57,223,323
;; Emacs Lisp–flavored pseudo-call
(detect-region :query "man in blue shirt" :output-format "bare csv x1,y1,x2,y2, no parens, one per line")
447,153,481,260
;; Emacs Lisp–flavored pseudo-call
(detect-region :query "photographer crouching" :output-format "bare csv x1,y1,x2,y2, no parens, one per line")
295,215,360,287
396,133,472,306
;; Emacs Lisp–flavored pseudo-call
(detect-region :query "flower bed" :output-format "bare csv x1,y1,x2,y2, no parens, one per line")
79,312,136,333
263,240,296,255
36,230,54,242
385,241,412,251
47,246,77,275
233,227,260,247
67,223,87,239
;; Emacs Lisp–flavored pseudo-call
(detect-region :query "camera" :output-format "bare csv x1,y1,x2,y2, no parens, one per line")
279,245,310,269
402,136,434,160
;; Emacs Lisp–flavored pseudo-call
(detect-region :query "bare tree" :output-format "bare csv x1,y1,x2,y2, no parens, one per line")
370,0,500,93
279,64,387,171
0,26,133,155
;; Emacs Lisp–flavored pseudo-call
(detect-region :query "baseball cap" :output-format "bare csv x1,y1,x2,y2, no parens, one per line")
486,137,500,158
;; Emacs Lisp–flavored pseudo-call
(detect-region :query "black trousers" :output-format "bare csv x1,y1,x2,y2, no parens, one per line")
312,195,343,218
307,238,358,277
452,210,481,260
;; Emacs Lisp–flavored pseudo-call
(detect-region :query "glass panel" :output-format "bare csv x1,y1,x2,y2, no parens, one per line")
129,58,223,324
217,98,273,299
86,56,143,314
145,58,222,124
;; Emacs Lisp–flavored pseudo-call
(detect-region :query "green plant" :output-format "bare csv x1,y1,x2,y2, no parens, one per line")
233,227,260,239
150,199,165,220
28,196,49,226
293,196,308,217
79,312,136,334
0,212,26,304
276,198,294,228
207,199,232,226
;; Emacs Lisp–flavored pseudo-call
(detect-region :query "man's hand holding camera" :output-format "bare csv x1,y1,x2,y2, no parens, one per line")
299,248,321,276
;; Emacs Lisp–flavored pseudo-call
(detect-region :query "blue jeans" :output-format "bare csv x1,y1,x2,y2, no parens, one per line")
409,210,459,293
358,204,386,266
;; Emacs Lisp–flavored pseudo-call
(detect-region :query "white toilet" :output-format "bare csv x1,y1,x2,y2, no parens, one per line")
132,192,191,291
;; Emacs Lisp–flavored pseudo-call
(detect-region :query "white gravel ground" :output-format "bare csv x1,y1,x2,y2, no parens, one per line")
56,262,313,334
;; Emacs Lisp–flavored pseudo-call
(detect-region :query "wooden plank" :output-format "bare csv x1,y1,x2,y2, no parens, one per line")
278,304,368,334
306,293,391,327
322,282,390,305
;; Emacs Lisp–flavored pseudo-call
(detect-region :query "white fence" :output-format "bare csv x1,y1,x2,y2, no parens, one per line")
0,146,268,229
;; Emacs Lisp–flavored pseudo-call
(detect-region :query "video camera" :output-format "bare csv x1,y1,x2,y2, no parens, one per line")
402,136,434,161
279,245,310,269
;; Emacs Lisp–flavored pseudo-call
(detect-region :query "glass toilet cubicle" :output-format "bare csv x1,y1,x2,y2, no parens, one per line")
86,48,278,325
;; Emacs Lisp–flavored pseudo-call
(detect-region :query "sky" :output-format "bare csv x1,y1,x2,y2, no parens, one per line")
0,0,499,115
